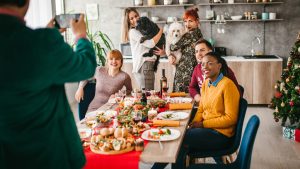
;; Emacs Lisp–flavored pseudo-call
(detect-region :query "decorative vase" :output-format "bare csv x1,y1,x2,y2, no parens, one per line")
164,0,172,5
148,0,156,6
179,0,188,5
134,0,143,6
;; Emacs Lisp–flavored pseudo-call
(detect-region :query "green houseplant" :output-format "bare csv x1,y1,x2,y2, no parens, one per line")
86,20,114,66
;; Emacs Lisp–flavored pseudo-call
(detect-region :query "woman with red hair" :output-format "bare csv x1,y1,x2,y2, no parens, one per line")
168,8,203,92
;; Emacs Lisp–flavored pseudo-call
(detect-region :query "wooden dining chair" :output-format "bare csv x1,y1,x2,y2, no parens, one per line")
187,115,260,169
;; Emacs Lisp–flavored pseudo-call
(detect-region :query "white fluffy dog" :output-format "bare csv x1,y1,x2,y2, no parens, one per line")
165,22,186,65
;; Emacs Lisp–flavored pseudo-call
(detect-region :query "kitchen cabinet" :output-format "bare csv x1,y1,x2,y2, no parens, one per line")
227,58,282,104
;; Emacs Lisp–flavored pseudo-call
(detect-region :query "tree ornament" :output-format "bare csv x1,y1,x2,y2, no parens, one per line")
275,106,279,112
281,102,285,107
274,91,283,98
298,46,300,53
289,101,294,107
286,78,290,83
284,89,288,94
275,118,279,122
287,57,292,64
288,63,292,68
280,82,285,91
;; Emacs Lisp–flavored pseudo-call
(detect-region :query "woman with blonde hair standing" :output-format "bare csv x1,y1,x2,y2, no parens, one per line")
121,8,164,90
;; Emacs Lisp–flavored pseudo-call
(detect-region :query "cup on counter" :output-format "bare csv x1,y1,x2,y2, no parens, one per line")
262,12,269,20
269,13,276,20
228,0,234,4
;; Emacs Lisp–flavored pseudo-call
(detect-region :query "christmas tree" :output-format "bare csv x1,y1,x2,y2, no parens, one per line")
270,33,300,129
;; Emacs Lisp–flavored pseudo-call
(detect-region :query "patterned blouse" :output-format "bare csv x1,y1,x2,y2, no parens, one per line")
170,28,203,92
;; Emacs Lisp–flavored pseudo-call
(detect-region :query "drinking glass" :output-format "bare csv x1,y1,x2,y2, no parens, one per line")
133,111,142,123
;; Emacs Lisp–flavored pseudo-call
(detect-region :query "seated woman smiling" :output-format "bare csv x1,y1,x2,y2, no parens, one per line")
75,50,132,114
152,52,240,169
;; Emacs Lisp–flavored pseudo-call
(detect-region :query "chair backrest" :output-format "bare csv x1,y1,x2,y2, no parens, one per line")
78,82,96,120
236,115,260,169
227,98,248,153
239,84,244,98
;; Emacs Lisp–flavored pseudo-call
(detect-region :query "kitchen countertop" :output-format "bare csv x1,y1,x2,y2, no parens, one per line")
123,55,283,63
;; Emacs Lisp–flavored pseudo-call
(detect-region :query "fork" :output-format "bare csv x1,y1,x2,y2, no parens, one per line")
158,140,163,150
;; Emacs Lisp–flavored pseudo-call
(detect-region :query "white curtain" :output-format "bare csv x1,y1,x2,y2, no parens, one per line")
25,0,53,29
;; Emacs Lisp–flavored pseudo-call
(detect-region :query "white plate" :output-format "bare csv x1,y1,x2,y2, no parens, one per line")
85,110,117,119
157,111,189,120
167,97,192,103
141,129,181,141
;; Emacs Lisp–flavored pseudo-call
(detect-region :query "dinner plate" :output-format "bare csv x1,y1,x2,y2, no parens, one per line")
141,128,181,141
157,111,189,120
167,97,192,103
85,110,117,118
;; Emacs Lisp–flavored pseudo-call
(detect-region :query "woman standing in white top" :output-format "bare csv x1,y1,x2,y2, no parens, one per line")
121,8,164,90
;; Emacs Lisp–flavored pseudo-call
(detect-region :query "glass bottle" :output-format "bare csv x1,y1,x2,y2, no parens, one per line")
160,69,168,97
141,88,147,105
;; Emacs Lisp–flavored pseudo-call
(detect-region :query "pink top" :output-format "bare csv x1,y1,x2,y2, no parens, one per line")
80,67,133,112
189,64,241,98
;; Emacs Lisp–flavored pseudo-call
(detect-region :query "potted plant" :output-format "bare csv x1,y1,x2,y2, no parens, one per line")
86,19,114,66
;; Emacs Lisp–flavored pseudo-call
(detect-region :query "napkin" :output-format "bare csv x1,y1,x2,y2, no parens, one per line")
153,120,180,127
169,103,192,110
169,92,187,97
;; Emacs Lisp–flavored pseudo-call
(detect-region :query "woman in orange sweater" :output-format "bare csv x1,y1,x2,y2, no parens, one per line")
152,52,240,169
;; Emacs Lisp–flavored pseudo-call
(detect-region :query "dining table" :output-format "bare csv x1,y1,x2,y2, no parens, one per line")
76,96,193,169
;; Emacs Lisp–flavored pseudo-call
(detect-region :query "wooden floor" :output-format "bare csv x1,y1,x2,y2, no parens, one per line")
71,104,300,169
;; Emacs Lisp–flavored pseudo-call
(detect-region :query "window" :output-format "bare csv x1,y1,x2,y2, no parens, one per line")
25,0,65,29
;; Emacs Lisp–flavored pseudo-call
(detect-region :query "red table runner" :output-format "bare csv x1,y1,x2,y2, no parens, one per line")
83,102,169,169
83,141,148,169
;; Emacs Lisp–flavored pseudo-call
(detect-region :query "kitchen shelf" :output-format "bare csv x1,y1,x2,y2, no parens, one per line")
198,2,283,6
154,20,184,24
200,19,284,22
118,4,194,9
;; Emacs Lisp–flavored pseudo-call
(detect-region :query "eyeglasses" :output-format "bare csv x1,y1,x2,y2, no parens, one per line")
201,61,218,67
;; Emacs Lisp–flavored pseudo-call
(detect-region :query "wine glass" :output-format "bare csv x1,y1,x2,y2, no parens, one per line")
133,111,142,124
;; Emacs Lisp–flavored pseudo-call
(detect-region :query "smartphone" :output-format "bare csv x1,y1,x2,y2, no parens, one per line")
54,14,80,29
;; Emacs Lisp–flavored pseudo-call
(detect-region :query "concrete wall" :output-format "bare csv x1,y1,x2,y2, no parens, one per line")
64,0,299,110
64,0,300,58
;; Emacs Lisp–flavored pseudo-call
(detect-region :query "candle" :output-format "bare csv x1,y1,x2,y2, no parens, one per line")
148,108,158,121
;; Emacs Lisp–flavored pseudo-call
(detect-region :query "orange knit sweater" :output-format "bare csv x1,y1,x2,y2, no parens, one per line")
192,77,240,137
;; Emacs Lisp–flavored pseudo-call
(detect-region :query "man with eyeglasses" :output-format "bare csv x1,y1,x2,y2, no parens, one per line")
189,39,240,102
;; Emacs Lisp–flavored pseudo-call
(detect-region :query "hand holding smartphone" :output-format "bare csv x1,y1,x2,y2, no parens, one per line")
54,14,81,29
